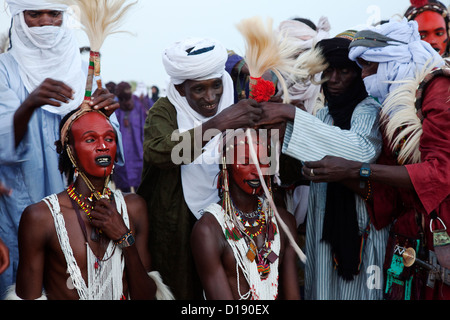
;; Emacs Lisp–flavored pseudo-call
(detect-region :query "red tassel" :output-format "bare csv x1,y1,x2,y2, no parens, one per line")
410,0,429,8
249,77,275,103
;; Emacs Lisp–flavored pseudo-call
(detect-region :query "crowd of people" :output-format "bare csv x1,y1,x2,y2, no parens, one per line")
0,0,449,301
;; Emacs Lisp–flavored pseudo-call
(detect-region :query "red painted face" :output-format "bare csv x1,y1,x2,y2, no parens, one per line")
229,134,270,196
415,11,448,56
70,112,117,178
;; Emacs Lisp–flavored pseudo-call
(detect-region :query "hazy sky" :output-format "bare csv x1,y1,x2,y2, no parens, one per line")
1,0,449,93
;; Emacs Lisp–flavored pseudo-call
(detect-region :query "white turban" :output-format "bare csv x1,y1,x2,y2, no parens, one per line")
6,0,68,17
162,37,228,85
276,17,330,113
162,37,234,220
349,18,444,103
277,16,330,53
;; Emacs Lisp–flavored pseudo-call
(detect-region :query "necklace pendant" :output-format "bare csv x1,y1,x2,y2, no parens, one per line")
246,242,257,262
101,194,110,200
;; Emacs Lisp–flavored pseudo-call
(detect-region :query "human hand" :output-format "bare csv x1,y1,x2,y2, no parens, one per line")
91,198,129,241
90,87,120,117
25,78,74,110
217,99,262,129
256,101,296,127
0,237,9,275
302,155,360,183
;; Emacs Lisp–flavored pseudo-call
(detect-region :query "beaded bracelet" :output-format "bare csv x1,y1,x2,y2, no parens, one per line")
364,180,372,201
115,230,133,245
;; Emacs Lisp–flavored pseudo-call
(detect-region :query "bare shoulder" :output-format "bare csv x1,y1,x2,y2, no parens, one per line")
121,192,148,229
191,211,225,251
193,212,221,237
276,206,296,229
21,198,54,226
122,192,147,212
274,205,297,241
19,195,60,241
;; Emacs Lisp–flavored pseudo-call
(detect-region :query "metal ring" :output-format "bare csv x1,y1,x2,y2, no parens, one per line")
430,216,447,233
310,168,315,177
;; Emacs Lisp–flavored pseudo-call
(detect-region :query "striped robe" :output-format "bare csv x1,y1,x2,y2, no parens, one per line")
282,97,390,300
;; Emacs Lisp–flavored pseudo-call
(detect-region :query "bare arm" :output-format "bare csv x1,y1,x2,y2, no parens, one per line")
15,203,51,299
191,213,234,300
277,207,301,300
302,155,413,198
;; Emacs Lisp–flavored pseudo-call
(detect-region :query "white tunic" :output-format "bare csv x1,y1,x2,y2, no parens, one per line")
43,190,129,300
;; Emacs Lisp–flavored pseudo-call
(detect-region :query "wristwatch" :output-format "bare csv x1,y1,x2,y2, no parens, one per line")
115,230,135,249
359,163,371,188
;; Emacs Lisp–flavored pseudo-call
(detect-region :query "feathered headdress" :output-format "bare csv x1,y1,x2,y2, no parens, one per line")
236,16,307,103
55,0,136,108
58,0,136,143
56,0,136,199
236,16,307,263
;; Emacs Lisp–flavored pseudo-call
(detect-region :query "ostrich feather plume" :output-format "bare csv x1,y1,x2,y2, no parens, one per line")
236,16,305,103
380,61,441,165
55,0,136,52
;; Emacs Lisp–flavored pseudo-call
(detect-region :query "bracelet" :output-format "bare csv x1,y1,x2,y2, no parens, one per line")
115,230,133,245
363,180,372,201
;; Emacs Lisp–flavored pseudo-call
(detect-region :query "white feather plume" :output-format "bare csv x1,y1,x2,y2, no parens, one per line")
54,0,136,52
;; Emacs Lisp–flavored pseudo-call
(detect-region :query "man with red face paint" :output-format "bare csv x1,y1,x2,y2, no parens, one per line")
191,129,300,300
405,0,450,58
6,110,173,300
0,1,124,297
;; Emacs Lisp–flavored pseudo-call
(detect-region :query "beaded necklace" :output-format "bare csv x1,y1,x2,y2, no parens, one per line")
231,198,263,228
220,157,278,280
66,184,112,222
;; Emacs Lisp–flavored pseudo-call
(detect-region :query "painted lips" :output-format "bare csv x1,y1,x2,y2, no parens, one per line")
245,179,261,189
95,156,112,167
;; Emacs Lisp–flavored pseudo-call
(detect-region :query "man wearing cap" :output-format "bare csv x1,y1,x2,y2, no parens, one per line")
137,37,263,299
0,0,120,298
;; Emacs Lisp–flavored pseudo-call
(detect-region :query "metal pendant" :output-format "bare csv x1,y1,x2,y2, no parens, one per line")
430,217,450,269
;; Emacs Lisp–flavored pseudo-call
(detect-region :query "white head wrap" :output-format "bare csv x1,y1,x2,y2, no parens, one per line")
277,17,330,113
277,16,330,53
162,37,228,85
349,18,444,104
7,0,85,116
162,37,234,219
6,0,68,17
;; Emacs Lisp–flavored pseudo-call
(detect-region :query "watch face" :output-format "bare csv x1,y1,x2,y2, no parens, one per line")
127,234,135,246
361,168,370,176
